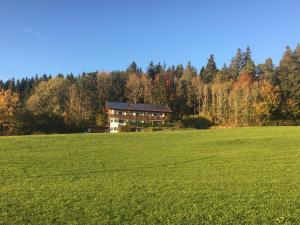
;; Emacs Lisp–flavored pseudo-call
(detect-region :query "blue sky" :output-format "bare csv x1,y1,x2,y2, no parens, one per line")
0,0,300,80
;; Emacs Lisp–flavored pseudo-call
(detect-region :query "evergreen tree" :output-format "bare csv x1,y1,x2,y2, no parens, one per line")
202,55,218,83
151,73,167,105
242,47,256,77
242,46,252,68
217,64,232,82
257,58,278,85
108,71,127,102
175,64,184,79
183,62,197,81
229,48,243,79
278,46,300,118
199,66,205,77
0,80,4,90
147,61,156,80
127,61,142,75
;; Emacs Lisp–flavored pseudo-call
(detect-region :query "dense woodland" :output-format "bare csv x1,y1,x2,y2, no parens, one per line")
1,46,300,135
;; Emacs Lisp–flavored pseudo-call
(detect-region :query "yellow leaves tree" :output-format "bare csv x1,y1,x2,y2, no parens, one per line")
125,73,143,104
229,73,254,126
26,77,68,116
211,75,232,124
253,80,280,123
191,76,204,116
140,75,152,104
0,90,20,135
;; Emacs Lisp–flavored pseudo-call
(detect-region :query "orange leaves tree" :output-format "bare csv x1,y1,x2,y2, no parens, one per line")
125,73,143,104
0,90,20,135
227,73,280,126
229,72,254,126
252,80,280,124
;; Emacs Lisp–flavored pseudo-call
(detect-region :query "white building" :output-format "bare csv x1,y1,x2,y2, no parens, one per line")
106,102,172,133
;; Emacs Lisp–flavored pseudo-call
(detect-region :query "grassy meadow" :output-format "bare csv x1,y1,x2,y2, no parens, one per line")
0,127,300,224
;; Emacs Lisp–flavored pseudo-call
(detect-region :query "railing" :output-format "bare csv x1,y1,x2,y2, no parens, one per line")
108,113,167,121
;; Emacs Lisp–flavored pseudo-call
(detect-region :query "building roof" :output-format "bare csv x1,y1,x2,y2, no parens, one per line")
106,102,172,113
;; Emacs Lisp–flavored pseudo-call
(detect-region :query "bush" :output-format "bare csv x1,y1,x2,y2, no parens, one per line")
0,111,35,136
262,119,300,126
175,120,184,128
120,122,176,132
119,125,136,132
180,116,213,129
142,127,165,132
0,124,3,135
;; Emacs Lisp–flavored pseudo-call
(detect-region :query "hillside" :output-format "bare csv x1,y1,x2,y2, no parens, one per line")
1,127,300,224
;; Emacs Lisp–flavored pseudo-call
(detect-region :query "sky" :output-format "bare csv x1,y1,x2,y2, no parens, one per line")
0,0,300,80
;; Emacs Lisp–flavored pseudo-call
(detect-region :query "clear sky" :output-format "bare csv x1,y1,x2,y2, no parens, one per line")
0,0,300,80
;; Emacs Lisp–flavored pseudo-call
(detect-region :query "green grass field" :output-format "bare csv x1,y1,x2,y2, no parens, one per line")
1,127,300,224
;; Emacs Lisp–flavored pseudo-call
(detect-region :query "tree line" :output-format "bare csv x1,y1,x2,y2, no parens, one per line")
1,46,300,135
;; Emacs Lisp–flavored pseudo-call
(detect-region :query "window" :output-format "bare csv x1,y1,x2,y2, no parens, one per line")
119,120,124,123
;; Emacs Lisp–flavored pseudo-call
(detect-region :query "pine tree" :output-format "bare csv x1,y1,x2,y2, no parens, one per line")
127,61,142,75
242,47,256,77
229,48,243,79
278,46,300,118
183,62,197,81
152,73,167,105
217,64,232,81
199,66,205,77
0,80,4,90
257,58,278,85
147,61,156,80
175,64,184,79
202,55,218,83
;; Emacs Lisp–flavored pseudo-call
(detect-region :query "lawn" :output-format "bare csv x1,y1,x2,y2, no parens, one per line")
0,127,300,224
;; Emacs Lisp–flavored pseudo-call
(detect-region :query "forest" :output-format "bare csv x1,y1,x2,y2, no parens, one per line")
0,46,300,135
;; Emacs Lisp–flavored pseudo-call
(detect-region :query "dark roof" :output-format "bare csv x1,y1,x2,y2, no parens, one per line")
106,102,172,113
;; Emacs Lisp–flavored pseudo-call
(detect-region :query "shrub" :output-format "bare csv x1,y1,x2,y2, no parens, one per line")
181,116,213,129
175,120,184,128
119,125,136,132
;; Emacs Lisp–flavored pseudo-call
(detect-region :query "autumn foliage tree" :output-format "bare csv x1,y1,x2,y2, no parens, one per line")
0,90,20,135
253,80,280,124
125,73,143,104
1,46,300,135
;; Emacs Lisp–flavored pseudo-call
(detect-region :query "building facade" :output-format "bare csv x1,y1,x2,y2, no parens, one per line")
106,102,172,133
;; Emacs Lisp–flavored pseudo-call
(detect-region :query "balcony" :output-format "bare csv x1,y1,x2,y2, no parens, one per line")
108,113,167,122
